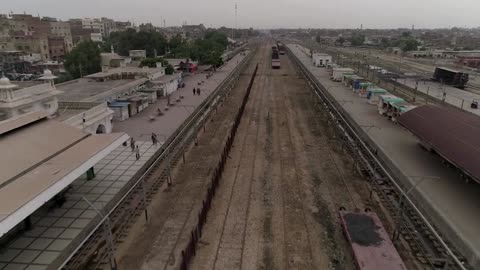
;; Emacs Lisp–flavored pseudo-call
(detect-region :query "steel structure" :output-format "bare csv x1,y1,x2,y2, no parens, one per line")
287,45,469,270
58,50,255,270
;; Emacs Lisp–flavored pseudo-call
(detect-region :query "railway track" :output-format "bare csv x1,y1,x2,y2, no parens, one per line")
274,77,316,269
189,43,327,269
279,54,371,268
287,45,470,270
58,51,254,270
209,50,266,270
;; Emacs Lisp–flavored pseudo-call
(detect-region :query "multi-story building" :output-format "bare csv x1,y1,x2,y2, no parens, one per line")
7,14,51,61
115,21,133,32
49,21,73,53
0,16,12,51
69,18,96,45
81,18,105,37
182,24,206,39
11,14,50,37
7,20,28,36
11,35,50,62
90,32,103,42
47,36,66,61
139,23,156,32
101,17,116,37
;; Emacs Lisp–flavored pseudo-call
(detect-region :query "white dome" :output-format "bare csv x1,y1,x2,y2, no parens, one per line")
0,77,11,86
0,76,16,90
40,69,58,81
43,69,53,76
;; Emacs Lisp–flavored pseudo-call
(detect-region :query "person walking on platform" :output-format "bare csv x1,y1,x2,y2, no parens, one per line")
151,132,158,146
193,88,196,95
130,137,135,152
135,145,140,160
196,88,201,95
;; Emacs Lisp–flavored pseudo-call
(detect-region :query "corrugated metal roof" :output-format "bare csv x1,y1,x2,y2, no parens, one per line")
398,105,480,183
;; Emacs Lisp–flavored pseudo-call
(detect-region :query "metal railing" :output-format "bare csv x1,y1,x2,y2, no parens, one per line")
287,44,468,270
57,50,254,270
180,63,259,270
62,103,109,126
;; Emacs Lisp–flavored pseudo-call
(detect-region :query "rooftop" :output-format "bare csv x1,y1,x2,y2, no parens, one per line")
150,74,180,84
55,101,106,122
57,78,145,102
0,112,128,236
85,66,165,80
398,105,480,183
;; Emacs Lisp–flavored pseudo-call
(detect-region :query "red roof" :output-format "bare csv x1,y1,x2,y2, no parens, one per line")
398,105,480,183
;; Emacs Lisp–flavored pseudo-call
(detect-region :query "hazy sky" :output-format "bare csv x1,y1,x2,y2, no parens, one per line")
2,0,479,29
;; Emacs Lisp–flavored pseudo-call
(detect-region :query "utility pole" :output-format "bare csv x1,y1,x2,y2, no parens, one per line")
235,2,238,37
232,3,237,40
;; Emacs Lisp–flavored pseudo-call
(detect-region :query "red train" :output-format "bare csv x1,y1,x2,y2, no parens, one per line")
339,209,407,270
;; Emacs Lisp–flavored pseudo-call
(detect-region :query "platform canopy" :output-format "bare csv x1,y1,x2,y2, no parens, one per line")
398,105,480,183
0,112,128,237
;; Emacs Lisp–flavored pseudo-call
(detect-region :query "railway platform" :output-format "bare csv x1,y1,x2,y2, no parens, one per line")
288,44,480,268
0,52,248,270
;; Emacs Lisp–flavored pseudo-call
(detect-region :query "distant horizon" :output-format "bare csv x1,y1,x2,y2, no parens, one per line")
2,11,479,31
2,0,480,30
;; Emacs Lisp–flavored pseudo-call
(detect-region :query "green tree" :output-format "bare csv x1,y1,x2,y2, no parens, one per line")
315,35,321,43
54,73,74,84
110,29,228,67
350,34,365,46
140,57,175,75
105,29,168,57
336,37,346,45
64,41,101,78
401,39,420,51
380,37,390,48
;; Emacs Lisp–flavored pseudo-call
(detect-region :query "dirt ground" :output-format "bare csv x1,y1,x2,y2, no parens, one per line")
114,42,399,270
187,43,378,270
113,52,257,270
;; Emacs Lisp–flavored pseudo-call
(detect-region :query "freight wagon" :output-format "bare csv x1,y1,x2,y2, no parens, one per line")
339,209,407,270
277,42,286,55
432,67,469,89
272,45,280,69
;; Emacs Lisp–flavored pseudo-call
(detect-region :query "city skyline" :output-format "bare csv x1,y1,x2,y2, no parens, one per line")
2,0,480,29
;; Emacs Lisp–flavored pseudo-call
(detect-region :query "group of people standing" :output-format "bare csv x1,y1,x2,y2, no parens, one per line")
130,137,141,160
129,132,159,160
127,73,217,159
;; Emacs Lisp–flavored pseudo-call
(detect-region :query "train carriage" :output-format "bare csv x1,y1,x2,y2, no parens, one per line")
339,210,407,270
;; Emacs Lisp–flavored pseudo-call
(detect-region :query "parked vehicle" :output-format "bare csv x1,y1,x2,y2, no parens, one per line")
432,67,469,89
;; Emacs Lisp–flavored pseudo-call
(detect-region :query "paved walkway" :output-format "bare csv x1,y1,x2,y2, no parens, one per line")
113,53,248,140
397,78,480,115
0,52,249,270
0,141,158,270
289,44,480,268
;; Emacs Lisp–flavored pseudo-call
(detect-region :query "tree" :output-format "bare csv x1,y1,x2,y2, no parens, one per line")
140,57,175,75
401,39,420,51
105,29,168,57
336,37,346,45
64,41,101,78
350,34,365,46
315,35,321,43
108,29,228,68
380,37,390,48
